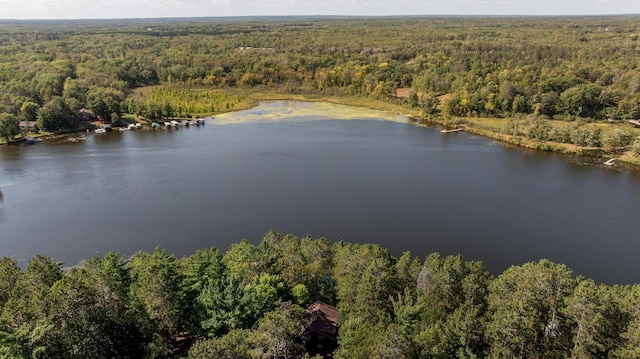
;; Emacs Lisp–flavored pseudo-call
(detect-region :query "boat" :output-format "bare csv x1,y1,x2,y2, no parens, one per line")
604,158,616,166
68,136,86,142
164,122,173,128
128,124,137,130
170,120,180,127
95,128,107,134
440,128,464,133
23,136,43,144
135,123,142,129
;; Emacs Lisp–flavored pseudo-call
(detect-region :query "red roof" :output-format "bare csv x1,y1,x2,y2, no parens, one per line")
305,301,338,338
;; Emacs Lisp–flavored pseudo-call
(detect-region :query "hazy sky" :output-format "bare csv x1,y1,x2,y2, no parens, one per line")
0,0,639,20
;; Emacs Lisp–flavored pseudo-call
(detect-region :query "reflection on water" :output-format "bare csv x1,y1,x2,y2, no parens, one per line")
1,101,639,284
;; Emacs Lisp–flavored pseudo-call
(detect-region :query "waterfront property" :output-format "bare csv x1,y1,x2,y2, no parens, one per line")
305,302,338,357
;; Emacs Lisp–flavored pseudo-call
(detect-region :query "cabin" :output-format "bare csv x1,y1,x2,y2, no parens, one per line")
393,87,411,99
305,301,338,358
79,108,95,122
18,121,37,132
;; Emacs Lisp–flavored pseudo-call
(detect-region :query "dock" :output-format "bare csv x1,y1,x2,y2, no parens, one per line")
440,128,464,133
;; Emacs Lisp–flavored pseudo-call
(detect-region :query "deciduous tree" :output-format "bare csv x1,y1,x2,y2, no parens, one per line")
0,113,19,143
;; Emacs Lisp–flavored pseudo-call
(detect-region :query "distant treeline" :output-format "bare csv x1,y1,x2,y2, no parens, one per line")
0,16,639,132
0,231,639,358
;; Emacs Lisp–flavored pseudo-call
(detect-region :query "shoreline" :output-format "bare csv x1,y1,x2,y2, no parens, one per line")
231,91,640,171
4,89,639,171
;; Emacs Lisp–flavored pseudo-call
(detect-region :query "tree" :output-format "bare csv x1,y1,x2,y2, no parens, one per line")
526,117,552,141
632,136,640,156
570,125,601,147
0,257,21,311
248,302,306,359
559,84,605,119
332,243,397,325
181,247,225,335
372,323,416,359
291,284,309,305
487,260,576,359
199,270,247,333
223,240,264,284
33,72,65,103
414,254,491,358
505,116,523,136
334,317,385,359
611,284,640,358
242,273,291,326
535,92,559,117
80,252,145,357
0,113,20,143
46,274,114,358
19,101,39,122
498,81,517,114
128,247,185,356
188,329,252,359
563,279,626,358
62,78,89,104
36,97,76,131
276,234,334,303
86,87,125,123
0,255,63,358
394,251,421,296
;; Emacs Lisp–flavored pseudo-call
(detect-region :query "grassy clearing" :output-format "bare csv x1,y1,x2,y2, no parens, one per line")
132,86,251,116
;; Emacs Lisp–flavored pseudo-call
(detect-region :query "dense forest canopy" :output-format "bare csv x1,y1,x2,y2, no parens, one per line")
1,16,640,157
0,16,639,125
0,232,639,358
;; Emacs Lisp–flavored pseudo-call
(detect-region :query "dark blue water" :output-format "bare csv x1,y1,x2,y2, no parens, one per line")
1,101,639,284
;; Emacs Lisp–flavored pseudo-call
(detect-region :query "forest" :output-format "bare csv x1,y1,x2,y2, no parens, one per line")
1,17,640,356
1,16,640,160
0,231,639,358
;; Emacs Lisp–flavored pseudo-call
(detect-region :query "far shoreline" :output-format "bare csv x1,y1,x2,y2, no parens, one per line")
4,88,640,171
215,90,640,171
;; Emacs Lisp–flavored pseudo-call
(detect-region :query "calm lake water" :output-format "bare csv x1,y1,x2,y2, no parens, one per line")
1,101,639,284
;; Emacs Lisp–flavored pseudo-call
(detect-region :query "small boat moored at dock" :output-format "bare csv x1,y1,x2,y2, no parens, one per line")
440,128,464,133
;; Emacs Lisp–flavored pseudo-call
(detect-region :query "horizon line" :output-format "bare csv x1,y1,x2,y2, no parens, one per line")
1,13,640,22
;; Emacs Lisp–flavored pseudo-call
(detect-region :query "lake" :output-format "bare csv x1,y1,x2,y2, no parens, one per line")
1,101,639,284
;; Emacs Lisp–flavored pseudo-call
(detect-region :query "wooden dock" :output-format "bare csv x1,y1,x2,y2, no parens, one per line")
440,128,464,133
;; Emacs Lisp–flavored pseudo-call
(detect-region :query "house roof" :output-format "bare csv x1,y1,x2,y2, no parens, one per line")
394,88,411,98
305,301,338,338
18,121,37,128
